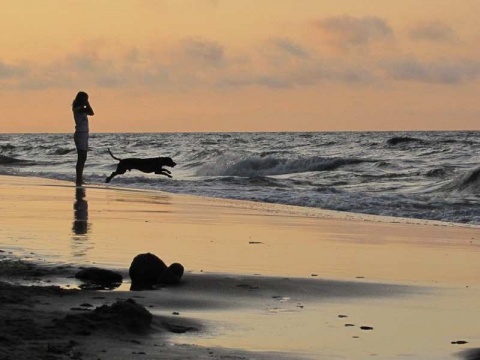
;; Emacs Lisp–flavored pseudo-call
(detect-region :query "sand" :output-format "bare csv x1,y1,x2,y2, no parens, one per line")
0,174,479,359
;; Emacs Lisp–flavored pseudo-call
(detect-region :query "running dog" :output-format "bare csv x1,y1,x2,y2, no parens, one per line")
106,148,176,183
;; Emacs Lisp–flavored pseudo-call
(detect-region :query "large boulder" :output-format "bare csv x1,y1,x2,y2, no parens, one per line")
129,253,184,290
129,253,167,286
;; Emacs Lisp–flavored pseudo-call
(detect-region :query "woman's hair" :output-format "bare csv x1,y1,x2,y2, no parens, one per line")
72,91,89,110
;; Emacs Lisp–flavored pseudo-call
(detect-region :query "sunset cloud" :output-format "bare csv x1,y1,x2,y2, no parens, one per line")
1,30,479,94
383,57,480,84
314,15,394,51
174,38,226,68
409,21,457,43
268,37,309,59
0,61,28,79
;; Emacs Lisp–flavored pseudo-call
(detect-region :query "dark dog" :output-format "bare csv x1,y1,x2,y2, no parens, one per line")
106,148,176,183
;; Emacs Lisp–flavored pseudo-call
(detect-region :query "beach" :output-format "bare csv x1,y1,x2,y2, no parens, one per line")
1,174,479,359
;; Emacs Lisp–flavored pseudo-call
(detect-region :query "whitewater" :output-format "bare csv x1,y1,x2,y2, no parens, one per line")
1,131,479,225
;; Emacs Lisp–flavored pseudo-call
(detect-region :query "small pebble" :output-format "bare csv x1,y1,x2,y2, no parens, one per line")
360,326,373,330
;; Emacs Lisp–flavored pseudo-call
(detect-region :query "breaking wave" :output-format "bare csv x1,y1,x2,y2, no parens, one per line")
442,166,480,194
386,136,425,146
0,155,28,164
196,155,371,177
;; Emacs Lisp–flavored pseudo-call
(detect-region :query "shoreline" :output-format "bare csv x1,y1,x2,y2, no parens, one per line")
4,173,479,230
1,174,479,359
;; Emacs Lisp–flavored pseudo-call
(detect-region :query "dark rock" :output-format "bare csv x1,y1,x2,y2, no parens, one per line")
129,254,184,289
92,299,152,332
159,263,184,285
129,253,167,286
75,267,123,287
360,326,374,330
161,321,196,334
61,299,152,334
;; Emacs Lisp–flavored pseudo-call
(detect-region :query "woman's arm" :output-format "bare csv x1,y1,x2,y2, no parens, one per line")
73,103,94,116
85,102,94,116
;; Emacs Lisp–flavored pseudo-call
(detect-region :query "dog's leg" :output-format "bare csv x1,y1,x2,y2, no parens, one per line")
155,170,172,178
106,172,117,183
106,164,127,183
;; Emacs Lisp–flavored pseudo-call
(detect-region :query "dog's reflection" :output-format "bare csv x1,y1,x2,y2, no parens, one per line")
72,187,89,235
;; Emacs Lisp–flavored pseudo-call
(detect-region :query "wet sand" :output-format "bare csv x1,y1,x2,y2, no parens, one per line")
0,174,479,359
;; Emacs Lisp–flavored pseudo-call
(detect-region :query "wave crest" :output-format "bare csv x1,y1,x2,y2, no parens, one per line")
442,166,480,194
50,148,75,155
386,136,424,146
196,155,370,177
0,155,27,164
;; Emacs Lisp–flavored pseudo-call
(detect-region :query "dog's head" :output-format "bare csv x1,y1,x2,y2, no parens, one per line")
162,157,176,168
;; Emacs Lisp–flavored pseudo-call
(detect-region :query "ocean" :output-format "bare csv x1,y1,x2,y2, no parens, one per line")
1,131,479,225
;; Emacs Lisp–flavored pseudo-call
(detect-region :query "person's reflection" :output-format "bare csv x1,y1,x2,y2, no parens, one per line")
72,187,95,261
73,187,89,235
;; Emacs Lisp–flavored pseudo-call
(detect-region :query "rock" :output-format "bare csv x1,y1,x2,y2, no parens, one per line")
161,321,196,334
75,267,123,287
129,253,167,286
159,263,184,285
93,299,152,332
129,253,184,289
451,340,468,345
61,299,152,334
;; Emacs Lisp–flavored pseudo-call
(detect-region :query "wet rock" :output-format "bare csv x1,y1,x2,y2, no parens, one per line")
161,321,196,334
159,263,184,285
129,253,167,286
451,340,468,345
129,253,184,290
75,267,122,289
360,326,374,330
61,299,152,334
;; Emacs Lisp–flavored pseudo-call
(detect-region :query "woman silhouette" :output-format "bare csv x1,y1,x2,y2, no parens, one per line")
72,91,94,185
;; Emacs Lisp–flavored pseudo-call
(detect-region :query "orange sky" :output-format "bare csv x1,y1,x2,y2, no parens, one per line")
1,0,479,132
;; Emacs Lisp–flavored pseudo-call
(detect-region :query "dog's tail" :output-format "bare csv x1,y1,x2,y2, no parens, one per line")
108,148,122,161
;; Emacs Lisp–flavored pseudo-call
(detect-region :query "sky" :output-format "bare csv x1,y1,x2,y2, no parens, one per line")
0,0,479,132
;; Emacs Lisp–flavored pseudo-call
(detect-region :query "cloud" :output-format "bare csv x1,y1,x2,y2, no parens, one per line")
383,57,480,84
314,15,394,50
0,61,28,79
409,21,457,43
174,38,225,68
2,34,480,93
268,37,309,59
218,59,376,90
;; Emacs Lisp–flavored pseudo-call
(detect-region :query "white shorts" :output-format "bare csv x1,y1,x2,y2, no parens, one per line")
74,132,89,151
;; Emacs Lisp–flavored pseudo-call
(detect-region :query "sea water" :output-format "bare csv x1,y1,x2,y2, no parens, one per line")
0,131,479,225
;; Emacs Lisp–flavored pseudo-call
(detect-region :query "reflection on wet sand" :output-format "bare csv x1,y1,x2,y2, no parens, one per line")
72,186,92,257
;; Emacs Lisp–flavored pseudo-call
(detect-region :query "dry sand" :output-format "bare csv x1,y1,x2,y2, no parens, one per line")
0,174,479,359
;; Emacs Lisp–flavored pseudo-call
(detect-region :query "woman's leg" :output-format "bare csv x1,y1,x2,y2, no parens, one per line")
76,150,87,185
